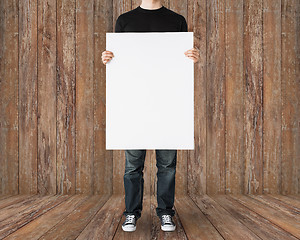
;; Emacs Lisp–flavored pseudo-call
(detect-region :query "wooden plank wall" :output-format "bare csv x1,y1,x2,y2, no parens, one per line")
0,0,299,196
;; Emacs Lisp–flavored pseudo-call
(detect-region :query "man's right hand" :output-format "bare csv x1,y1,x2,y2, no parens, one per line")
102,50,114,65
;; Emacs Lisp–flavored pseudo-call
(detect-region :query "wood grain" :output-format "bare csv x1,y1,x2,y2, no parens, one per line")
39,195,109,239
0,0,19,195
214,194,298,240
225,0,244,194
0,194,40,215
206,0,226,195
76,194,124,240
190,194,260,239
37,0,57,195
56,0,76,194
0,194,69,239
0,0,299,197
0,195,14,202
19,0,38,194
93,0,114,196
75,0,94,194
244,0,264,194
3,195,88,239
266,194,300,209
281,0,300,195
175,195,223,239
248,194,300,217
263,0,282,194
231,194,300,238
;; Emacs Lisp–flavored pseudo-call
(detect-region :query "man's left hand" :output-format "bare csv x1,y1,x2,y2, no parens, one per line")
184,47,200,63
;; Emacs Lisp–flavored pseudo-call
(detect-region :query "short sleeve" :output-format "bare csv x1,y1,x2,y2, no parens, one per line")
180,16,188,32
115,16,123,33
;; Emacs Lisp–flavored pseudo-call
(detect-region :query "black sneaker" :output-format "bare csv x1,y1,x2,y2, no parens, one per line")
159,214,176,231
122,214,137,232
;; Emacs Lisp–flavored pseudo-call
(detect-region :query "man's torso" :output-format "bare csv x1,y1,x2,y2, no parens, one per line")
115,6,187,32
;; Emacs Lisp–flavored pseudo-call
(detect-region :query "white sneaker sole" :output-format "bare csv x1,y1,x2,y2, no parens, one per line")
161,224,176,231
122,225,136,232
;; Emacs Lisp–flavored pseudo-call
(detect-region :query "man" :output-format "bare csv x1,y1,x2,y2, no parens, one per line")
102,0,200,233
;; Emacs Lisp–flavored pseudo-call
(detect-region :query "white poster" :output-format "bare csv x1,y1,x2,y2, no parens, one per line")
106,32,194,150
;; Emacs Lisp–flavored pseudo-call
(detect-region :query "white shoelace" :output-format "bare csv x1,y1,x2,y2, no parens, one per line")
125,214,135,224
161,215,172,224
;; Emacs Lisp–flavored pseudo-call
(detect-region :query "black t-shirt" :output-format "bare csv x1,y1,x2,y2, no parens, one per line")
115,5,188,33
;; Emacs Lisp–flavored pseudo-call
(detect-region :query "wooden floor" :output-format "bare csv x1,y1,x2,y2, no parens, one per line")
0,194,299,240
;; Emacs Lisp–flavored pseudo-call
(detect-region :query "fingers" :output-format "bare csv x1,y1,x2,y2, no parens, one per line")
103,59,111,64
102,51,114,57
185,52,199,61
184,51,198,63
184,48,199,56
102,50,114,65
184,47,200,63
102,57,112,65
185,52,198,57
187,56,198,63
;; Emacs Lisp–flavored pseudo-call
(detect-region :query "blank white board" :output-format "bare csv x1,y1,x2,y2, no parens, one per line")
106,32,194,150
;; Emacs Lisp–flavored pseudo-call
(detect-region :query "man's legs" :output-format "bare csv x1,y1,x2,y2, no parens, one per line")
155,149,177,218
123,150,146,221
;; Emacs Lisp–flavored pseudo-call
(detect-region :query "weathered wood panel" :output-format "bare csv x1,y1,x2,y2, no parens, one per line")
244,0,264,194
281,0,300,195
75,0,94,194
187,0,207,196
206,0,226,195
231,194,300,238
0,0,19,195
56,0,76,194
214,195,298,240
0,0,299,196
190,194,261,239
175,196,223,239
0,195,69,239
94,0,114,195
37,0,57,195
0,194,299,238
19,0,38,194
2,195,88,239
263,0,282,194
39,195,109,239
76,195,124,240
225,0,244,194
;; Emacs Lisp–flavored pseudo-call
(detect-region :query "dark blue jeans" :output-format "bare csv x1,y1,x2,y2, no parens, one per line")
123,149,177,221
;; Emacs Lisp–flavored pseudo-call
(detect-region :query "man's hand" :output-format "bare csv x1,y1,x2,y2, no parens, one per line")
184,47,200,63
102,50,114,65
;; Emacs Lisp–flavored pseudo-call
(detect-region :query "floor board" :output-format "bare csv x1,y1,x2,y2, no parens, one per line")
189,194,260,240
76,194,124,240
1,194,70,239
0,193,298,239
230,194,300,239
213,194,298,240
175,195,223,239
38,194,110,240
266,194,300,209
5,195,89,239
